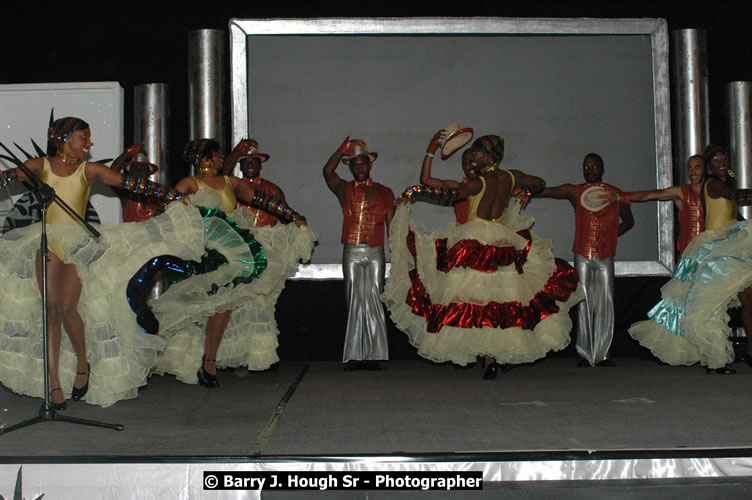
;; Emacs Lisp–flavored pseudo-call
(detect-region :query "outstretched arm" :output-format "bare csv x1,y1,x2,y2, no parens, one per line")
534,183,577,208
233,176,306,226
419,130,460,189
0,157,44,186
89,161,183,203
509,169,546,196
707,178,752,206
323,137,351,204
623,186,682,203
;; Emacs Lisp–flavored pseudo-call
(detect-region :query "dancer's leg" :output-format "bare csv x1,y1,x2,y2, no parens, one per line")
203,310,232,376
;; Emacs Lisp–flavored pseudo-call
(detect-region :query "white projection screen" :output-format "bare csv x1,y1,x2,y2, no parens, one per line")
229,18,673,278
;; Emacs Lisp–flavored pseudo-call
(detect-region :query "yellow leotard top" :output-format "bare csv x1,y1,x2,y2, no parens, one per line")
195,176,237,213
41,159,91,259
42,158,91,224
466,170,515,224
704,181,738,230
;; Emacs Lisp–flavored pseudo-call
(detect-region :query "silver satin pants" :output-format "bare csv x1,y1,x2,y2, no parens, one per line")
574,254,615,365
342,243,389,362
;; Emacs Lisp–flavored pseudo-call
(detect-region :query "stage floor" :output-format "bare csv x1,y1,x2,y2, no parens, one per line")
1,357,751,457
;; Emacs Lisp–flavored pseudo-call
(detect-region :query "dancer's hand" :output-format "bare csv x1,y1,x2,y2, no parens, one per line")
294,216,307,227
337,136,354,155
233,138,256,156
512,187,530,208
125,143,143,158
595,190,618,203
427,130,445,154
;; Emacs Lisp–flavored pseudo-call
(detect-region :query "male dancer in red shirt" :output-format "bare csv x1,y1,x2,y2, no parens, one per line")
223,139,284,227
324,138,395,370
617,155,704,254
534,153,633,367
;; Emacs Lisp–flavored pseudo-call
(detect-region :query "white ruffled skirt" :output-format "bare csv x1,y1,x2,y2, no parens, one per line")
630,219,752,369
383,202,584,366
0,202,206,407
151,192,317,384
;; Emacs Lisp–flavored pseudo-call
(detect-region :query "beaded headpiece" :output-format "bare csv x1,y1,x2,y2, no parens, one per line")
47,109,89,156
470,135,505,164
183,138,219,168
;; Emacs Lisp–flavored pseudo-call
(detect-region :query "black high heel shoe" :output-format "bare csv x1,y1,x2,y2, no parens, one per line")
197,355,219,388
705,366,736,374
50,387,67,410
72,362,90,401
483,363,499,380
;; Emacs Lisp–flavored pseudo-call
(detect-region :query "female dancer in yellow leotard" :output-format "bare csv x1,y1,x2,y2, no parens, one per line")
166,139,308,387
385,134,583,379
0,116,184,408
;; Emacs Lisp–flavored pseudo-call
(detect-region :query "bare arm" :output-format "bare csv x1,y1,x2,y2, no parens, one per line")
707,177,752,206
174,176,199,195
88,161,128,186
624,186,682,203
231,175,257,203
419,155,460,189
535,183,577,208
222,139,251,176
385,188,396,237
455,177,483,200
618,203,634,236
89,161,184,203
419,130,460,189
323,137,351,204
232,176,306,226
509,169,546,195
0,157,44,187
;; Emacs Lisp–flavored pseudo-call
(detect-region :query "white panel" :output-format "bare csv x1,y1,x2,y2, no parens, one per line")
0,82,124,227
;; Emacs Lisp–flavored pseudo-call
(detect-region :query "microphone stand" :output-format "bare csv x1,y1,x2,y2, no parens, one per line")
0,145,123,435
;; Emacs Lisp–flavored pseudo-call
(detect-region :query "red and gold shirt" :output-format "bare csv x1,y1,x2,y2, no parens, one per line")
123,197,160,223
241,177,280,227
341,179,394,247
677,184,703,254
573,182,622,260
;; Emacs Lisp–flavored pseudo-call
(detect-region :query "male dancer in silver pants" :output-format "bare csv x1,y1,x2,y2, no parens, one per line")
533,153,633,366
324,138,395,370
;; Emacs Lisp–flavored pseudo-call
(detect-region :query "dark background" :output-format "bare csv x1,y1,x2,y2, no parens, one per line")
3,1,751,179
2,1,750,362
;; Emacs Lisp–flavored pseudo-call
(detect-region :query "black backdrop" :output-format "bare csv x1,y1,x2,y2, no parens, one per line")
3,1,751,181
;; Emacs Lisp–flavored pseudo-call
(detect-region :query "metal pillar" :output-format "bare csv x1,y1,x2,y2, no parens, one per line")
134,83,170,300
188,29,226,175
670,29,709,184
727,82,752,221
134,83,170,185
